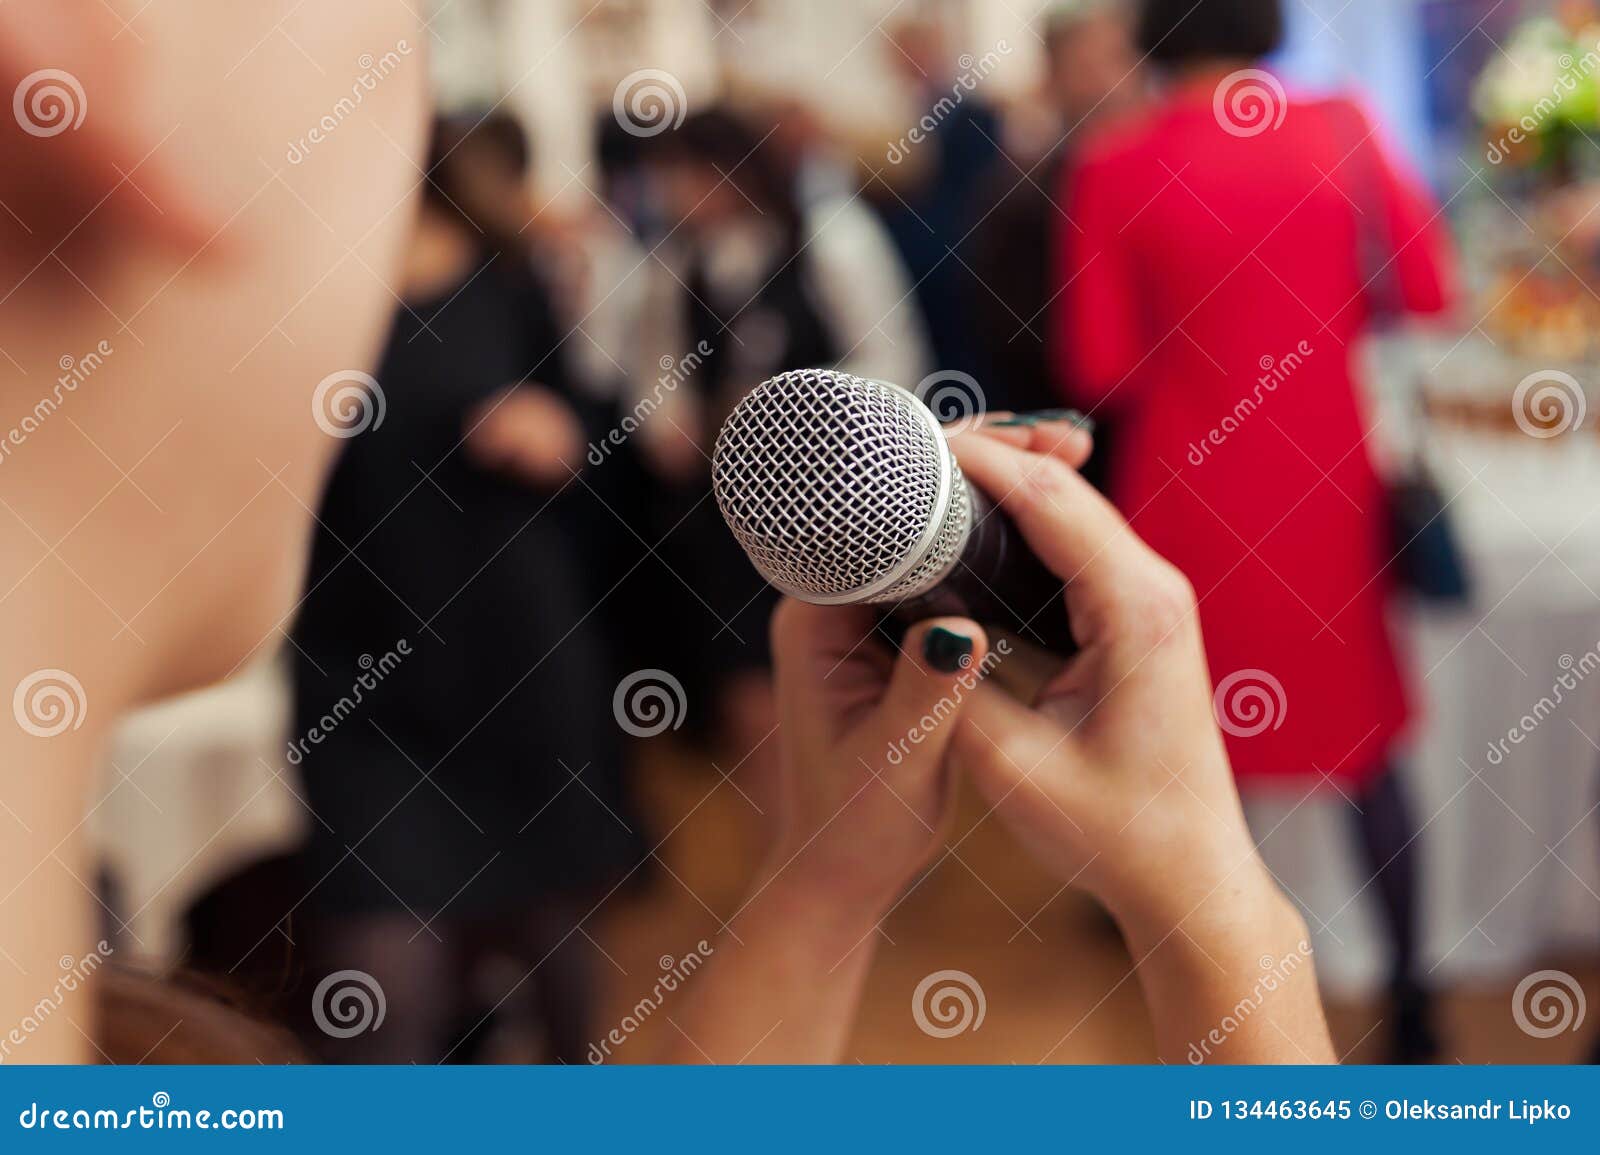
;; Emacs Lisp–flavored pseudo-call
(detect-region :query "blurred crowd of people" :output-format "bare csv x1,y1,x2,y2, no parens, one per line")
280,0,1155,1064
269,0,1515,1067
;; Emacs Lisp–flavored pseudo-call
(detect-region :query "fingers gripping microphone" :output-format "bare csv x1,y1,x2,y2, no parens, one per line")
711,369,1076,654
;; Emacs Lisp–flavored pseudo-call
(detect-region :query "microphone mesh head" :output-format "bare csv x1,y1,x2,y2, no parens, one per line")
712,369,970,605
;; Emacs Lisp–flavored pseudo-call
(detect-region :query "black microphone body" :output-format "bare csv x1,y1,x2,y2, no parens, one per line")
883,485,1077,655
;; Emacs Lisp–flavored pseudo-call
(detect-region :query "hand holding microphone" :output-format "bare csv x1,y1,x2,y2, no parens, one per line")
944,424,1332,1064
745,397,1334,1065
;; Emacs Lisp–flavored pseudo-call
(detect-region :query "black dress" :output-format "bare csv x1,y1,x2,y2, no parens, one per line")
290,257,641,917
633,246,840,723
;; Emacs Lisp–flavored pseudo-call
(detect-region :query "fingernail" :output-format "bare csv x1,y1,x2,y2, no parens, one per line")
923,626,974,673
989,409,1095,432
1037,408,1095,432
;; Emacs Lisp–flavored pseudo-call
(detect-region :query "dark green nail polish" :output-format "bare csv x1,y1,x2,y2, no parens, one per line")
924,626,974,673
989,409,1095,432
1036,408,1095,432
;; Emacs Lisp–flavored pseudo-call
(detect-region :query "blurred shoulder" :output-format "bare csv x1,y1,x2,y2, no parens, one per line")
1073,103,1166,174
1294,91,1380,140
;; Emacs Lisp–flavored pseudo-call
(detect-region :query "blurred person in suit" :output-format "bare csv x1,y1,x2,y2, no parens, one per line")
1054,0,1456,1061
968,0,1144,488
633,108,842,776
637,104,935,769
289,110,642,1063
597,101,935,853
764,94,933,389
874,13,1004,383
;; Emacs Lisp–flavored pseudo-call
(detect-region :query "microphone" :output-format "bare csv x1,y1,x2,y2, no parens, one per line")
711,369,1076,655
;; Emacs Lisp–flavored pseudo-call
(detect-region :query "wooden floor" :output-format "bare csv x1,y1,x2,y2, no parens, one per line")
590,742,1600,1065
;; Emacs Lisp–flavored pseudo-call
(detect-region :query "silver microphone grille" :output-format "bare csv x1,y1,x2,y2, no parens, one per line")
711,369,971,605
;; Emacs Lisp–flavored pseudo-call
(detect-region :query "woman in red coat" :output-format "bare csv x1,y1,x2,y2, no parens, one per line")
1055,0,1455,1060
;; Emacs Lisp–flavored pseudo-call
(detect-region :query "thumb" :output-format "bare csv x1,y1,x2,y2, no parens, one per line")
873,618,991,765
951,679,1067,805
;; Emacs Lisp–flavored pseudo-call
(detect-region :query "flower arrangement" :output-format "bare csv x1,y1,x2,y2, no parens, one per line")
1475,4,1600,176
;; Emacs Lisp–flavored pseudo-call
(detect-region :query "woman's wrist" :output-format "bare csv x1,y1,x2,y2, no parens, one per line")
743,850,902,954
1111,852,1298,963
1113,856,1331,1065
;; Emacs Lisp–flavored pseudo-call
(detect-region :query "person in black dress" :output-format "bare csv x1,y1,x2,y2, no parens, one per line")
290,112,640,1063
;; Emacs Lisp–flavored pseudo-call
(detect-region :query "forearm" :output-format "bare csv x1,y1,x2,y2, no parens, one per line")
0,843,96,1064
1119,862,1336,1066
1,732,101,1064
661,872,882,1065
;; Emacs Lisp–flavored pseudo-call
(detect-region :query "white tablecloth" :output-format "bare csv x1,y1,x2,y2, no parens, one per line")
1251,348,1600,995
89,657,303,960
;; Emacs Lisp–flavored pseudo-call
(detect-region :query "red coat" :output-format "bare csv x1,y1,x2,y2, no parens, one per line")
1054,86,1454,786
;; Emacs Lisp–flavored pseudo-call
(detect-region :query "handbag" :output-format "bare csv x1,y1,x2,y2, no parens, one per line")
1388,438,1471,602
1343,104,1472,604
